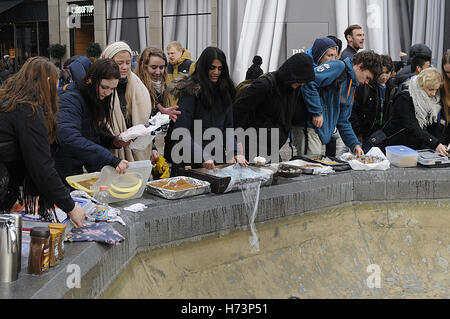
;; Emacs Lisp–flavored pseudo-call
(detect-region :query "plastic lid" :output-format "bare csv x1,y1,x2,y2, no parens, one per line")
100,185,108,191
30,227,50,238
386,145,418,156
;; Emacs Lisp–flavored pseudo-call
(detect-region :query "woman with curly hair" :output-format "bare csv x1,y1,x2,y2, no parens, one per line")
0,57,85,227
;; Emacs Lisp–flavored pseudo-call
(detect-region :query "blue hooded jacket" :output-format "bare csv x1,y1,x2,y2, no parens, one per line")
300,57,361,152
54,56,121,182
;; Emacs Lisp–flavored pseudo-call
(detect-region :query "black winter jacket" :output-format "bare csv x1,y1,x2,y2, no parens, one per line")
54,83,121,182
383,90,441,150
233,72,301,150
0,102,74,213
350,78,398,139
164,77,237,166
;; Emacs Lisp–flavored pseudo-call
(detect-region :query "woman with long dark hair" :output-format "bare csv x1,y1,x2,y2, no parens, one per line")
164,46,248,173
55,58,130,182
0,57,85,227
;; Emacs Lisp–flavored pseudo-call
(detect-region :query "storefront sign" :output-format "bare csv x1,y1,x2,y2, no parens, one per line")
70,5,94,17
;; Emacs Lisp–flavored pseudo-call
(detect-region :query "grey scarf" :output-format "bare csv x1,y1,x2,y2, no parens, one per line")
409,76,442,128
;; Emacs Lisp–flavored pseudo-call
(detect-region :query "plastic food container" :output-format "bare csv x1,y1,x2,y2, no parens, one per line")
417,149,450,167
65,172,101,196
385,146,418,167
92,160,152,203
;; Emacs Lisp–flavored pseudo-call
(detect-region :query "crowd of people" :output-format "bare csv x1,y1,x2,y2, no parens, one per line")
0,24,449,228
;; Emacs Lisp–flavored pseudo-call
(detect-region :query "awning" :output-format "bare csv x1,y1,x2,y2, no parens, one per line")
0,0,24,15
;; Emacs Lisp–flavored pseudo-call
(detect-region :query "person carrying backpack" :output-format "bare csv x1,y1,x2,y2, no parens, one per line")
296,51,382,157
233,53,315,161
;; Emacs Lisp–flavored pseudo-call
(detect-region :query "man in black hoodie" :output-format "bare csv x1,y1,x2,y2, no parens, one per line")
233,53,315,161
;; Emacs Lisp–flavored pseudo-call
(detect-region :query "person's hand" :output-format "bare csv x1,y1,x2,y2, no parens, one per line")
151,150,159,164
157,104,181,122
353,145,364,157
435,143,449,156
68,203,86,228
203,160,216,172
312,115,323,128
233,155,249,167
115,159,129,174
114,135,131,148
400,51,407,57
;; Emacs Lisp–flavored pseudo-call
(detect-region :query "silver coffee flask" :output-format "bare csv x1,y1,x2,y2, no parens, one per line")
0,215,20,282
4,213,22,274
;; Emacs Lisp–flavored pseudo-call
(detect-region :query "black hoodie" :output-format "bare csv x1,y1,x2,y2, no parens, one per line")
233,53,314,157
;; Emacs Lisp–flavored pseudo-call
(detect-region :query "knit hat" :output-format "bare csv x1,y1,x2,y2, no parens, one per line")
311,37,337,65
101,41,132,59
252,55,263,65
277,53,315,85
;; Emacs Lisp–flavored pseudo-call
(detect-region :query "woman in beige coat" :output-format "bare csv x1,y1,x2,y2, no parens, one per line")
101,41,158,163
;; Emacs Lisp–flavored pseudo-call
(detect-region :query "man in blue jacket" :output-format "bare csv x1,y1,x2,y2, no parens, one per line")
299,51,382,157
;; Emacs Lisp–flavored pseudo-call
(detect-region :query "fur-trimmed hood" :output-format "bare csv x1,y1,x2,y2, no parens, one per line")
167,75,201,99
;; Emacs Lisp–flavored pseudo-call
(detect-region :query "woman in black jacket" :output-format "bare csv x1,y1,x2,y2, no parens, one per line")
384,67,447,155
164,46,248,173
0,57,85,227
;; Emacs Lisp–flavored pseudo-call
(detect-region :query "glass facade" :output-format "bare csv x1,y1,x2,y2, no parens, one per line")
0,0,49,72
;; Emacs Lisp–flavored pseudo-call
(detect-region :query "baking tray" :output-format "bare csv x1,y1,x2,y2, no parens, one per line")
417,149,450,168
291,155,351,171
177,164,278,193
146,176,211,199
277,164,302,178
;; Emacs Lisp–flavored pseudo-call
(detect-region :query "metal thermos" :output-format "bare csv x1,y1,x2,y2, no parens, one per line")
5,213,22,274
0,215,20,282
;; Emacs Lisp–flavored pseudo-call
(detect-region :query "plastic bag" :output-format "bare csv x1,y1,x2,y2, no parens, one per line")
152,156,170,180
340,147,390,171
149,112,170,127
240,181,261,253
212,164,273,193
65,222,125,245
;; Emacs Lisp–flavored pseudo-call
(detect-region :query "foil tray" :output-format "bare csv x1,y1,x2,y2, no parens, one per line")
146,176,211,199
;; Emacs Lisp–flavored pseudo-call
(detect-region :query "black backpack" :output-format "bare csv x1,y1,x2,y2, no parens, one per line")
234,72,276,100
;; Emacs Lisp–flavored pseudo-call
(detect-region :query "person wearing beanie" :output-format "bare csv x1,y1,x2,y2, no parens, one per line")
311,37,338,67
298,37,339,156
101,41,157,164
292,50,382,157
245,55,264,80
233,53,315,161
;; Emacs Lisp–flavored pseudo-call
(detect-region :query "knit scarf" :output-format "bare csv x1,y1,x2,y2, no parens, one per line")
151,80,162,93
409,75,442,128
